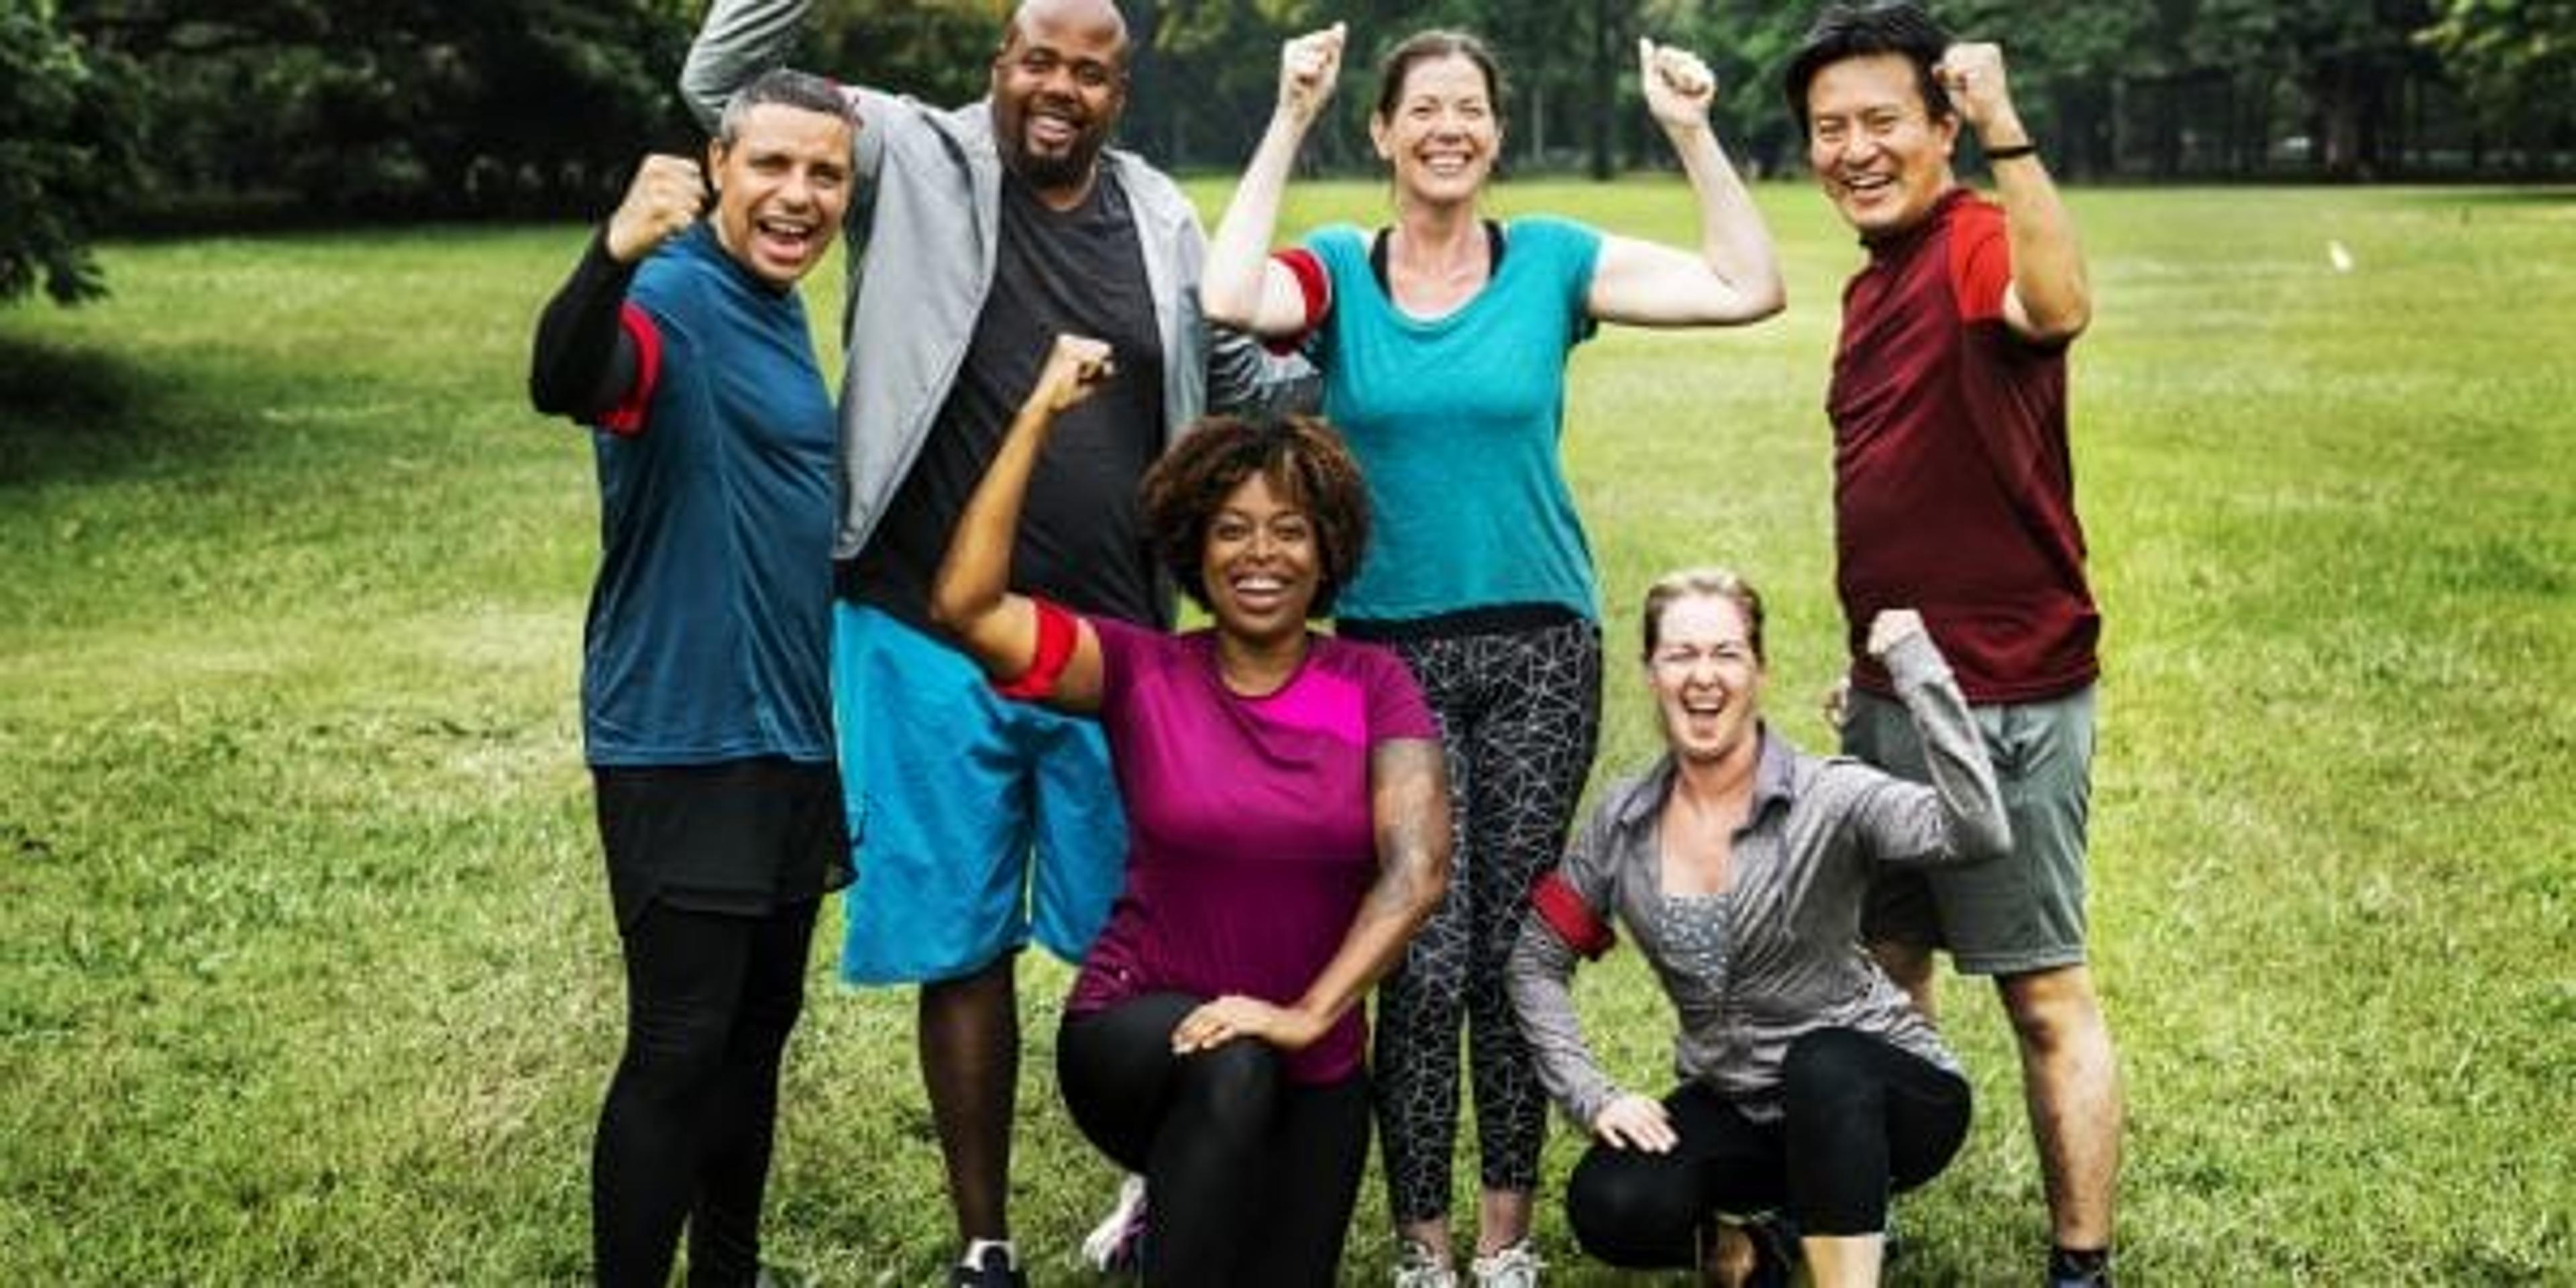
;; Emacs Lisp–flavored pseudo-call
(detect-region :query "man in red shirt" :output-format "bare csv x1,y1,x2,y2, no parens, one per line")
1787,6,2122,1285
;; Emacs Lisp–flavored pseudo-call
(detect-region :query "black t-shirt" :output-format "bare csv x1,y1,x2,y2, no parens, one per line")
849,170,1169,629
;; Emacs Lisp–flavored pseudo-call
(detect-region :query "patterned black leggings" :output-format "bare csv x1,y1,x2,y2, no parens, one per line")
1371,617,1602,1224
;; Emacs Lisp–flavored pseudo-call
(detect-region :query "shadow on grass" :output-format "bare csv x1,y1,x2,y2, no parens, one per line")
0,334,233,489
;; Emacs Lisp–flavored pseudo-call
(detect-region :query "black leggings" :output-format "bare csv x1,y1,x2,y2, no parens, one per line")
592,898,818,1287
1565,1028,1971,1269
1057,993,1372,1287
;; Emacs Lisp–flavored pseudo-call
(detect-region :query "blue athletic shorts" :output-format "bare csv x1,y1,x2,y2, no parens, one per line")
831,602,1126,985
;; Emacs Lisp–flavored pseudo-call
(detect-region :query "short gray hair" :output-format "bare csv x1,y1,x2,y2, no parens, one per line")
717,68,855,146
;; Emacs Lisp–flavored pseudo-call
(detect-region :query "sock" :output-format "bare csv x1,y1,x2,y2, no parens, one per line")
2049,1245,2111,1281
962,1238,1017,1271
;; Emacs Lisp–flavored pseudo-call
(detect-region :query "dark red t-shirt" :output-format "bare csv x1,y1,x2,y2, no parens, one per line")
1830,187,2098,703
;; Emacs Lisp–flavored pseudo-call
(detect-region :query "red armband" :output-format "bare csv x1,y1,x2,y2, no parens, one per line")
598,302,663,437
1263,248,1331,354
994,597,1078,701
1529,871,1615,960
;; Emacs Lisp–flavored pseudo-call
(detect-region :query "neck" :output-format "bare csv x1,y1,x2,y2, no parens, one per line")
1024,160,1102,212
1214,628,1309,697
1393,201,1483,261
1670,731,1760,807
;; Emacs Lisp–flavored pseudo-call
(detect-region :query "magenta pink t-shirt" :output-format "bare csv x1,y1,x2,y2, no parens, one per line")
1067,618,1438,1084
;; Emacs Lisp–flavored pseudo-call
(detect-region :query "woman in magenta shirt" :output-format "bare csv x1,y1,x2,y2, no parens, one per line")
930,335,1454,1285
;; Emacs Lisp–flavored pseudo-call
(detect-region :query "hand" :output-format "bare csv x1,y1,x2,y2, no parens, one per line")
1032,333,1115,413
1171,994,1329,1053
1591,1092,1677,1152
1933,43,2027,144
1637,38,1716,131
1277,23,1345,129
1865,608,1925,661
1823,675,1851,731
605,155,708,263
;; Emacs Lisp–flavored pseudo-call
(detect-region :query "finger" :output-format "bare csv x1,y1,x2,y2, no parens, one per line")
1637,36,1655,80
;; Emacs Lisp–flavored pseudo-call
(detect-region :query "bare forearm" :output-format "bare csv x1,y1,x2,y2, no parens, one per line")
1291,740,1452,1025
929,399,1055,637
1982,115,2088,337
1203,111,1308,332
1668,120,1784,313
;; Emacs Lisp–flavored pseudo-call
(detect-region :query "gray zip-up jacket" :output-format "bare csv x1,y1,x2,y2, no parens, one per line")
680,0,1297,561
1507,630,2012,1128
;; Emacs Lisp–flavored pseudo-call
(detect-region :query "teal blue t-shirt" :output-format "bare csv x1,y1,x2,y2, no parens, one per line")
583,223,839,767
1302,217,1603,623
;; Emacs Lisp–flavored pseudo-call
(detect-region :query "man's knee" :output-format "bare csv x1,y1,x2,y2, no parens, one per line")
1999,964,2108,1055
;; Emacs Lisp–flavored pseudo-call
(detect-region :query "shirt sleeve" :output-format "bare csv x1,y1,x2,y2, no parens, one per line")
1517,216,1603,346
1360,644,1438,744
1839,630,2015,867
528,227,655,431
1948,199,2012,324
1506,798,1627,1129
1085,613,1150,713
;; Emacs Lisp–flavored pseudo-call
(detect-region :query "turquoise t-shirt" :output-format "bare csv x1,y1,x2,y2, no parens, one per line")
1302,216,1603,623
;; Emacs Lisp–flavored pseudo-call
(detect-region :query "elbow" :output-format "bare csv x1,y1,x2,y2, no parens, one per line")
1746,278,1788,321
676,64,729,133
926,582,976,637
1960,812,2015,865
1197,280,1256,332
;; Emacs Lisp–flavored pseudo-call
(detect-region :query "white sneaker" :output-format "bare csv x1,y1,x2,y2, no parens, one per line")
1079,1173,1149,1273
1394,1237,1459,1288
1469,1240,1544,1288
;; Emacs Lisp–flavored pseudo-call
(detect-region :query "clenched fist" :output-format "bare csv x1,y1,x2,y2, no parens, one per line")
1638,38,1717,130
606,155,707,264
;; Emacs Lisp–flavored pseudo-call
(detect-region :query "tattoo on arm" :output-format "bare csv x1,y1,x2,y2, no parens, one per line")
1369,739,1452,921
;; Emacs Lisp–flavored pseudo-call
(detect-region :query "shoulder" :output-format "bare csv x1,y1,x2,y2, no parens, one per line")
629,227,730,325
1505,215,1604,257
1316,636,1436,733
1106,151,1188,213
1303,223,1371,263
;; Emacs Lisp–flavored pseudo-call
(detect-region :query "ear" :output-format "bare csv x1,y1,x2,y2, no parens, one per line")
705,136,727,182
1368,112,1391,162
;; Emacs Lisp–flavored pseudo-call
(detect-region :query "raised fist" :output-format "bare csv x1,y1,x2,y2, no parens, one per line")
1638,38,1716,129
605,154,706,264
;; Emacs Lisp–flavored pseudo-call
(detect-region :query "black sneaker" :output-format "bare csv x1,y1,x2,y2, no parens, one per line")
2046,1248,2113,1288
951,1245,1026,1288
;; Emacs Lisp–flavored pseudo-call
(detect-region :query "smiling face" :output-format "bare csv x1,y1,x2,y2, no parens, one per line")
1646,592,1766,766
1200,470,1321,647
990,0,1128,198
1371,52,1501,210
1804,52,1959,239
706,103,853,288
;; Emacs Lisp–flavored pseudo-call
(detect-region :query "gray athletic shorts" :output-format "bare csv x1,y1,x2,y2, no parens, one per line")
1847,684,2096,976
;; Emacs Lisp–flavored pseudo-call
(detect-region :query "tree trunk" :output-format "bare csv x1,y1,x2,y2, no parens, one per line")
1588,0,1615,180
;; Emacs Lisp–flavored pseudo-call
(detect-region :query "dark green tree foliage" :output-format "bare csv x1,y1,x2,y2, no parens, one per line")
1,0,144,304
64,0,696,220
2420,0,2576,164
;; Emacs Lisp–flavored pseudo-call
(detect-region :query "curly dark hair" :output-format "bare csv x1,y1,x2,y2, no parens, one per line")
1137,415,1370,619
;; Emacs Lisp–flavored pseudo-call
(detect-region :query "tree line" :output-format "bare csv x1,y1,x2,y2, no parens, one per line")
7,0,2571,306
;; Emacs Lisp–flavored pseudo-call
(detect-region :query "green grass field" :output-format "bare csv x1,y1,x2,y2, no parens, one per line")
3,180,2571,1285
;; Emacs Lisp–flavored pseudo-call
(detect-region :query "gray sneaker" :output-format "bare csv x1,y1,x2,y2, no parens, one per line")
1393,1237,1459,1288
1468,1240,1544,1287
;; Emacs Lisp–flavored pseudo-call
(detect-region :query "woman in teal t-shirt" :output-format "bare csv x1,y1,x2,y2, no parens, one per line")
1201,23,1786,1286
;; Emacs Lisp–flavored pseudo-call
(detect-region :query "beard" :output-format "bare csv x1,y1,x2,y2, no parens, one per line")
1008,138,1098,191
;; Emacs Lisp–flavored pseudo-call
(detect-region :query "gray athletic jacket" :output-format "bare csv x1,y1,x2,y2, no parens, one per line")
681,0,1296,561
1507,631,2012,1128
